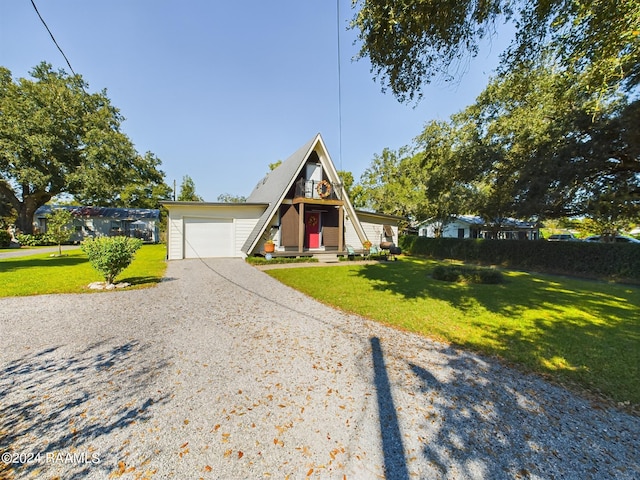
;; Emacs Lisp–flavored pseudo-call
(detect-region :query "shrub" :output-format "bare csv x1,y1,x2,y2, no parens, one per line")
81,236,143,284
245,256,318,265
15,233,52,246
0,230,11,248
432,264,504,284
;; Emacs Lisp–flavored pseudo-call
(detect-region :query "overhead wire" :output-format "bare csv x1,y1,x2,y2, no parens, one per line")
30,0,81,81
336,0,344,171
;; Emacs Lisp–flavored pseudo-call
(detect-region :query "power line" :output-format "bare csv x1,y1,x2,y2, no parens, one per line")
30,0,79,78
336,0,343,171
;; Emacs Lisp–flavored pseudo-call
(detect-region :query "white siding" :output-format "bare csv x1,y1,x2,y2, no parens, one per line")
165,204,265,260
234,217,262,256
167,215,184,259
344,217,361,249
357,212,399,247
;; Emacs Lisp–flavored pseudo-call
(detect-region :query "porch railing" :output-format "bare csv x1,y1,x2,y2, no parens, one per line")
294,179,343,201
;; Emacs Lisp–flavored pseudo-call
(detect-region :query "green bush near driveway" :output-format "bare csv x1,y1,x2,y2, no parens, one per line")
266,257,640,408
81,236,143,284
0,244,166,296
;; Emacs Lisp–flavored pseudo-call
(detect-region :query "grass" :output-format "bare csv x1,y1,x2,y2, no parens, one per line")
266,257,640,407
0,244,167,296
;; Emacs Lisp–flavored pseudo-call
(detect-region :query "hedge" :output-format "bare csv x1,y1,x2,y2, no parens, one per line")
399,236,640,281
0,230,11,248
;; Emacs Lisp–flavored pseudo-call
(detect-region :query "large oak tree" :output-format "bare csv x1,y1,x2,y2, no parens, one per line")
0,63,171,233
352,0,640,104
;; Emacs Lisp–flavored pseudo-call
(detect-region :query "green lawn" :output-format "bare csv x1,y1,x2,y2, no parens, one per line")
0,244,167,296
266,257,640,406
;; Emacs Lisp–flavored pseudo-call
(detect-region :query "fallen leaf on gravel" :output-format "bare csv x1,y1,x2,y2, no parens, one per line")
307,468,314,476
183,419,189,425
204,465,212,472
224,449,232,458
180,442,189,448
238,451,244,459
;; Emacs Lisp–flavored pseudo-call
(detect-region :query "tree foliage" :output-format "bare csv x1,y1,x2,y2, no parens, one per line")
45,208,74,256
351,0,640,104
0,63,171,233
356,62,639,228
217,193,246,203
357,147,428,228
177,175,203,202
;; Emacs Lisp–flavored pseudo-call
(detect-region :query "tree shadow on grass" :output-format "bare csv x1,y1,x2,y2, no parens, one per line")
353,261,640,405
0,255,88,273
0,341,170,479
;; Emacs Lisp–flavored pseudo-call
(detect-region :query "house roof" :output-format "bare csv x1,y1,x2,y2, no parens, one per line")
35,205,160,220
355,209,406,222
417,215,538,229
162,201,268,207
241,133,367,254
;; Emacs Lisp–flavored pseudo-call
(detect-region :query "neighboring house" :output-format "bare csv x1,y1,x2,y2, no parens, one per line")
34,205,160,243
418,215,539,240
164,133,402,259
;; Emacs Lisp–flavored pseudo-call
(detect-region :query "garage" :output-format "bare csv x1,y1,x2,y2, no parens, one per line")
184,217,233,258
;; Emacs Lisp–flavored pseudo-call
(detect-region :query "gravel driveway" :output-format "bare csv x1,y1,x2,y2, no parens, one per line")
1,258,638,479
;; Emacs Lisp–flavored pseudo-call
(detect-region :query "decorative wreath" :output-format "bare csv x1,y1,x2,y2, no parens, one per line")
307,215,317,226
316,180,332,198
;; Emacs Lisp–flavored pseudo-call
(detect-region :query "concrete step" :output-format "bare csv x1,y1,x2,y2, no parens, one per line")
313,253,341,263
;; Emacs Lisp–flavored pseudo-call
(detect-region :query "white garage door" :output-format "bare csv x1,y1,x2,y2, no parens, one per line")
184,217,233,258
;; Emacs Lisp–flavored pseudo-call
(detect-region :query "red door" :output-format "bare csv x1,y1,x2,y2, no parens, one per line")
305,212,320,248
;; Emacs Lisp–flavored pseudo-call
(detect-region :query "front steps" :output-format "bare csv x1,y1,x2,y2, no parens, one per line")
313,252,341,263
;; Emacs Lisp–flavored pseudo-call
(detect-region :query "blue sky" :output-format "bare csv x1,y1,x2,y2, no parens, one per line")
1,1,512,201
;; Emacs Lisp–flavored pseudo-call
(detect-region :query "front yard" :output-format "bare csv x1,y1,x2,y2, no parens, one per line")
0,244,167,296
266,257,640,409
2,249,637,410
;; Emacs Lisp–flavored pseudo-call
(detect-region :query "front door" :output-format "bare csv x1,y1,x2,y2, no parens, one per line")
305,212,320,248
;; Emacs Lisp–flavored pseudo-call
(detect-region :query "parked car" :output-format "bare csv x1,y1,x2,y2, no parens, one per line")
547,233,580,241
584,235,640,244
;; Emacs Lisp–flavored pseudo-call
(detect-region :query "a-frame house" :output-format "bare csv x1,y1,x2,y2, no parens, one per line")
164,134,401,260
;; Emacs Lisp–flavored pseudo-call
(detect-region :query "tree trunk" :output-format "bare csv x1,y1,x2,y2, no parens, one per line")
15,192,52,235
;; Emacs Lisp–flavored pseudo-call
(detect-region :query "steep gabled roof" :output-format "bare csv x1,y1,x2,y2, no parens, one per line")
241,133,366,254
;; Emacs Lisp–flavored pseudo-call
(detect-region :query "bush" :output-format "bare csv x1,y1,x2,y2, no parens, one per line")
81,236,143,284
432,264,504,284
0,230,11,248
15,233,52,246
245,256,318,265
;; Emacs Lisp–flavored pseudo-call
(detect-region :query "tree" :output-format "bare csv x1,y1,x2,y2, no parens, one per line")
217,193,246,203
0,63,171,233
351,0,640,104
177,175,203,201
74,151,173,209
45,208,74,256
337,170,366,207
357,147,428,229
414,120,476,234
